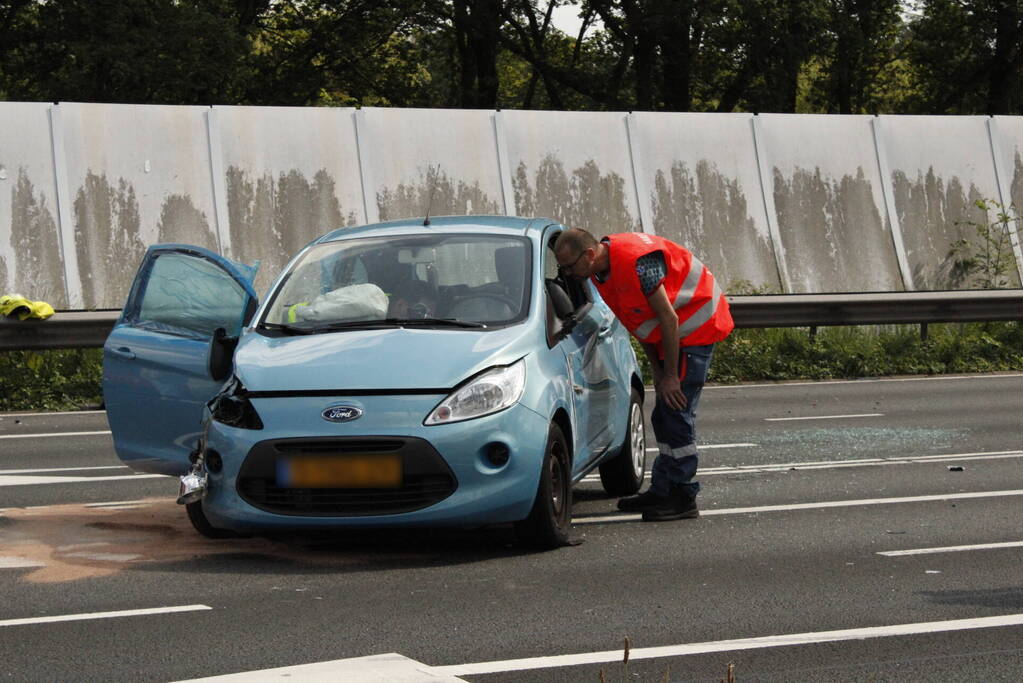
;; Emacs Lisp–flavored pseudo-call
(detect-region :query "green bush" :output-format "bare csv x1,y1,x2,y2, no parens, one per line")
0,349,104,411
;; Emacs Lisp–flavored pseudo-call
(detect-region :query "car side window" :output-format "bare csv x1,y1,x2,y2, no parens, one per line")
544,232,591,311
133,252,250,339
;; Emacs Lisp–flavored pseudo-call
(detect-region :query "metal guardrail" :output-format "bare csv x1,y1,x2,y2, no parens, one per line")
2,291,1022,351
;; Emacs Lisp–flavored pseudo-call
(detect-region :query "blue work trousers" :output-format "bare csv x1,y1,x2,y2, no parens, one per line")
649,344,715,498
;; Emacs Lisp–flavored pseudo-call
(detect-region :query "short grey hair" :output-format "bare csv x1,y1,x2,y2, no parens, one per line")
554,228,598,256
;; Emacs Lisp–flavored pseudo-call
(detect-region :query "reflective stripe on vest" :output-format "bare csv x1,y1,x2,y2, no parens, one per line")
634,276,721,342
630,254,712,339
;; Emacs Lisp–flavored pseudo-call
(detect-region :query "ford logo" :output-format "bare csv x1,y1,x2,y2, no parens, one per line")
322,405,363,423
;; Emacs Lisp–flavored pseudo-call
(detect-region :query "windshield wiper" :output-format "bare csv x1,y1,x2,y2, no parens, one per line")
385,317,487,329
260,322,317,335
262,318,487,334
262,320,396,334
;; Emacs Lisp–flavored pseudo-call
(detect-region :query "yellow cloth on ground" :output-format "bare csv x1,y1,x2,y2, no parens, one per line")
0,294,56,320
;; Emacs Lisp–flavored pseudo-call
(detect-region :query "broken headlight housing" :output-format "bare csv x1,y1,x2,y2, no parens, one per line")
209,377,264,430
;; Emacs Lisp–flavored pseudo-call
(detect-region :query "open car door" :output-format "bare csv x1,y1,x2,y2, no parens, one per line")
102,244,258,475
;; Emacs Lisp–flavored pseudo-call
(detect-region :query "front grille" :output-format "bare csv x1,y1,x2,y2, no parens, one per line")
236,436,457,516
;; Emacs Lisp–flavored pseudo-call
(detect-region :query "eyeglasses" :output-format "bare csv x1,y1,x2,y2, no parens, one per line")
557,250,587,276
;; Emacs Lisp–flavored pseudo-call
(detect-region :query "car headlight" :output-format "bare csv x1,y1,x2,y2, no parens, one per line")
209,378,264,430
425,359,526,425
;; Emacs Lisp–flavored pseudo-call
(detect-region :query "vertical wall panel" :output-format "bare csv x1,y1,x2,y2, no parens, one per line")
877,115,1017,289
501,110,641,237
987,116,1023,282
758,114,903,293
213,105,363,296
357,107,505,222
59,103,218,308
0,102,68,307
5,103,1023,304
629,112,780,293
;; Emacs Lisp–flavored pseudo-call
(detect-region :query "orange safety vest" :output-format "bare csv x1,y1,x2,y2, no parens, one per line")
591,233,733,349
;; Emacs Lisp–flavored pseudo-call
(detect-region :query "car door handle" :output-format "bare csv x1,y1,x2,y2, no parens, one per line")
110,346,136,360
597,324,614,339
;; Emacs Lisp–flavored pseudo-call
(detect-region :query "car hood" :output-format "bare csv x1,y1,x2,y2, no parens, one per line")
234,325,537,392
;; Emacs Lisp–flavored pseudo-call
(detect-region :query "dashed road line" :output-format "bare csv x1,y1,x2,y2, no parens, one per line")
0,557,46,569
700,373,1023,390
433,613,1023,676
580,449,1023,483
878,541,1023,557
573,489,1023,525
0,473,166,487
764,413,883,422
0,604,212,628
0,466,127,475
0,430,111,440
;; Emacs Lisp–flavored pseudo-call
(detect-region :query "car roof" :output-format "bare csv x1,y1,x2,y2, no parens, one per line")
315,215,559,244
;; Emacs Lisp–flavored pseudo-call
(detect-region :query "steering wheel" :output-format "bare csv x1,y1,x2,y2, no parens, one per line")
445,293,519,319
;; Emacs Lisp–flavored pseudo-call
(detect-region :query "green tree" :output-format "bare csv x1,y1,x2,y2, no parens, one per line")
908,0,1023,114
2,0,255,104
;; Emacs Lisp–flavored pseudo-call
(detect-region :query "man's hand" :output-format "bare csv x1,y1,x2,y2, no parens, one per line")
656,374,687,411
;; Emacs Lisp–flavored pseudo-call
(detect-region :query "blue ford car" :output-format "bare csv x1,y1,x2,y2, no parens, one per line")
103,216,645,548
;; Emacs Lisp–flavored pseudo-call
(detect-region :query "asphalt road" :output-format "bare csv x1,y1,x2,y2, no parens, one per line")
1,372,1022,682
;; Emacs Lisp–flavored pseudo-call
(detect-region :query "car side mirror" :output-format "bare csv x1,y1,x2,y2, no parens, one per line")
208,327,239,381
548,281,574,319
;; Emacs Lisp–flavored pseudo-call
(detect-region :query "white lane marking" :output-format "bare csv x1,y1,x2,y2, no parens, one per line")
879,541,1023,557
697,373,1023,391
0,474,165,487
433,613,1023,676
0,466,127,475
0,409,106,418
176,653,468,682
0,604,211,628
644,443,756,453
0,430,111,440
764,413,883,422
0,557,46,569
573,489,1023,525
579,449,1023,483
84,499,156,508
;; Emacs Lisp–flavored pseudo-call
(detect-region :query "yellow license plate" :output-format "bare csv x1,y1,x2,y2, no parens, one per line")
278,455,402,488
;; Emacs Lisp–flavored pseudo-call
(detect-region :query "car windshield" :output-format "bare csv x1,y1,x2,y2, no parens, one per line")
261,233,532,332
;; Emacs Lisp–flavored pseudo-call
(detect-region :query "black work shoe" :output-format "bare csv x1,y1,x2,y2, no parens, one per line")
616,489,665,512
641,493,699,522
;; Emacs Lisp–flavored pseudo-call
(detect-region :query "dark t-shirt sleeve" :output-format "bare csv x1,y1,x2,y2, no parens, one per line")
636,251,667,295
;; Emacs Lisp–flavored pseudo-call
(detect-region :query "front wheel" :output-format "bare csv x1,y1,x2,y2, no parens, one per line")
515,423,572,549
185,500,244,539
599,387,646,496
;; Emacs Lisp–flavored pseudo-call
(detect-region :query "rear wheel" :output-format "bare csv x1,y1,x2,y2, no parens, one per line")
185,500,244,539
515,423,572,549
599,388,646,496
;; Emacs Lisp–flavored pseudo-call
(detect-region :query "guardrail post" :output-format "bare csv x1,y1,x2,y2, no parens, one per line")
920,323,929,341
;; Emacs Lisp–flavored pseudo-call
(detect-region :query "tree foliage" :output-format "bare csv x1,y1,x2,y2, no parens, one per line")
1,0,1021,114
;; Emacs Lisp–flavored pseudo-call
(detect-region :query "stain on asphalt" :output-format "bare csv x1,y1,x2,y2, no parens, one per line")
0,498,527,583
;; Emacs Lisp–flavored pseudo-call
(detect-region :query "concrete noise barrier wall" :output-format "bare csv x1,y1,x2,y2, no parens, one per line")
1,102,1022,309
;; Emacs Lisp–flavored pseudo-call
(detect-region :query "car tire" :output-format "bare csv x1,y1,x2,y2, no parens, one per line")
598,387,646,496
515,423,572,549
185,500,244,539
